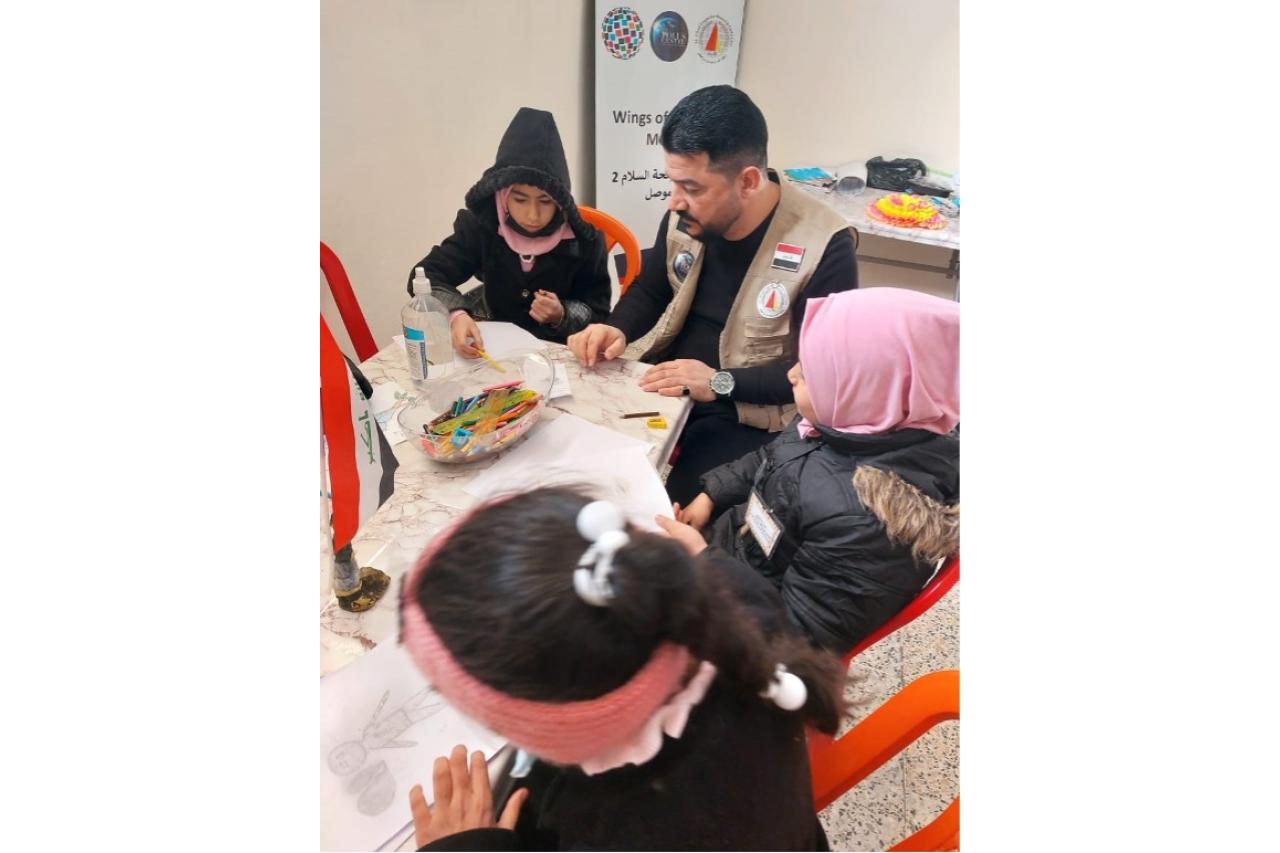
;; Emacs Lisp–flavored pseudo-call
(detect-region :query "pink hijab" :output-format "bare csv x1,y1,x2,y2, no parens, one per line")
495,187,574,271
797,288,959,437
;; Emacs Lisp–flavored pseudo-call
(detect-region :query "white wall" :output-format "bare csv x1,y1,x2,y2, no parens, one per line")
322,0,959,358
738,0,958,175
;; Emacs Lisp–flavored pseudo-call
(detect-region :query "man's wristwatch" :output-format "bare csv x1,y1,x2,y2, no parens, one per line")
709,370,736,402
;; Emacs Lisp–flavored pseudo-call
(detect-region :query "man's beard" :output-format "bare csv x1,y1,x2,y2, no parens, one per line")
678,210,727,242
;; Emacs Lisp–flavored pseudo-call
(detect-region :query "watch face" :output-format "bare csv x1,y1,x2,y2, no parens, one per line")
710,371,734,395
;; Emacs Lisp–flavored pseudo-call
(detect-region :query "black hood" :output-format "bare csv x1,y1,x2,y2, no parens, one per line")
464,107,591,240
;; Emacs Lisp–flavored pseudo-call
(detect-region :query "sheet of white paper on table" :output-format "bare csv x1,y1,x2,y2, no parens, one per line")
320,639,504,852
548,362,571,399
369,382,412,445
463,415,670,531
474,321,543,359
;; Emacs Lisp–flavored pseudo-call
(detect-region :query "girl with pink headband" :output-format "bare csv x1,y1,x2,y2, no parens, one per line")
665,287,960,656
399,486,847,850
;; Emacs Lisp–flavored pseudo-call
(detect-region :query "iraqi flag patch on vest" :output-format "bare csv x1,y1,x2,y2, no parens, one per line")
770,242,805,272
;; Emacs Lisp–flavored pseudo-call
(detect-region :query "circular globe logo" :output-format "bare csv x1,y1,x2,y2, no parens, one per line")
601,7,644,60
650,11,689,62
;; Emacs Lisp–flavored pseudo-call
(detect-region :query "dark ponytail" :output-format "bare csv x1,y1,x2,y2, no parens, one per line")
610,534,849,734
419,486,848,732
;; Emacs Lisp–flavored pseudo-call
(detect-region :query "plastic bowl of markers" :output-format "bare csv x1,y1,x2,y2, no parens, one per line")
396,351,554,463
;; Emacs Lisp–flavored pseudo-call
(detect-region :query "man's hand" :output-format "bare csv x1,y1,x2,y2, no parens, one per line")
450,313,485,359
529,290,565,326
674,493,715,531
409,745,528,848
639,359,716,402
567,324,628,367
655,513,708,556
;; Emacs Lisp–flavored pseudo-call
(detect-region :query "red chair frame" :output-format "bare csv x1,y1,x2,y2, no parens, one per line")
321,241,379,362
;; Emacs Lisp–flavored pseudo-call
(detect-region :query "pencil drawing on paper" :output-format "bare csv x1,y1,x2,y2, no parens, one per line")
328,686,446,816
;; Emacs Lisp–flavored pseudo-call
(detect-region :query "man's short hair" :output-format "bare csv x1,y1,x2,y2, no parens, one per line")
661,85,768,178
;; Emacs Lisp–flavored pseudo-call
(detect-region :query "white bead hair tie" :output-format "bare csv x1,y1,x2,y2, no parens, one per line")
761,664,808,711
573,500,630,607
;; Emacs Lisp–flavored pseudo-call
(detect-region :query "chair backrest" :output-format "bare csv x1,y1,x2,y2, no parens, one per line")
321,242,379,363
843,554,960,666
810,670,959,850
577,205,642,294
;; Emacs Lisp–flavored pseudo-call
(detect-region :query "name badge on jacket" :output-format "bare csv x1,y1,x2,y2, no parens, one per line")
744,490,783,558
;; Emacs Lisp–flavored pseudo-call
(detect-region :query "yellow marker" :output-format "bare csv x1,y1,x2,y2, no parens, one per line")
475,349,506,373
645,416,668,430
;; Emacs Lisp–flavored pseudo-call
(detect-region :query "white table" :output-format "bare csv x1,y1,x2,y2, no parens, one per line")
320,339,692,677
795,183,961,294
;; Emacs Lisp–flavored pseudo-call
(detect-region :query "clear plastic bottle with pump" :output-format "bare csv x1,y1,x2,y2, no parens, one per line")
402,267,454,391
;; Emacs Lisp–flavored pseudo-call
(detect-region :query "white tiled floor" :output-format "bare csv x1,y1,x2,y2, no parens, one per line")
818,586,959,851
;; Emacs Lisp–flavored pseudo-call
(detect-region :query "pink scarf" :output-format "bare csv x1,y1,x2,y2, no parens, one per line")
797,288,959,438
495,187,574,272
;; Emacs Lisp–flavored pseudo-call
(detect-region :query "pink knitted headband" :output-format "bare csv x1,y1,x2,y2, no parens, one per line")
398,504,692,766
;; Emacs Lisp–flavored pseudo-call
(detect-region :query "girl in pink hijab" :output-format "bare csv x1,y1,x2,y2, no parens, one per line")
665,288,960,655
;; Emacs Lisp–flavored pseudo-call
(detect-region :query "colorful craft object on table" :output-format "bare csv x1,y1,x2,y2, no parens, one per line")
866,193,949,230
419,382,544,462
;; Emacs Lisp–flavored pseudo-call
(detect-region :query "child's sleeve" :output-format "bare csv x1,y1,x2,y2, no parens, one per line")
555,230,614,335
699,441,769,510
406,210,485,313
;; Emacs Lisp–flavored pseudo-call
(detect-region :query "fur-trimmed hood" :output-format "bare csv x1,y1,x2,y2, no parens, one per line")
463,107,592,241
853,466,959,566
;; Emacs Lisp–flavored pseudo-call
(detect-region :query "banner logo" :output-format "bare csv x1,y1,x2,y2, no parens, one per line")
650,11,688,62
601,6,645,60
695,15,734,63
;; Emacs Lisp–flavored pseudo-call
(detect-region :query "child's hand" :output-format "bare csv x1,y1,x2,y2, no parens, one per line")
529,290,565,326
450,313,485,359
674,494,714,531
655,513,708,556
409,745,528,848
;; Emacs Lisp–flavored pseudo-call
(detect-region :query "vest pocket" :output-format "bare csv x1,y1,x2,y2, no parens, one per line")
743,323,789,363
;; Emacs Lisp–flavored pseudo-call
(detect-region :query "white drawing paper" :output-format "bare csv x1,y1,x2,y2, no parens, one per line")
548,362,572,400
473,321,543,359
321,639,504,851
464,415,671,531
369,382,415,446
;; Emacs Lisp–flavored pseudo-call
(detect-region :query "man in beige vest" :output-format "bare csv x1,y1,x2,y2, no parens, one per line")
568,86,858,504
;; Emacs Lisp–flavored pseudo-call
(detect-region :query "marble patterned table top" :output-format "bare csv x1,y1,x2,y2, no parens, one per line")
795,183,960,251
320,340,691,676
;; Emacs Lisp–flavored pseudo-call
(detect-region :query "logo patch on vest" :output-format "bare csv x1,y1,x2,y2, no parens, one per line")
672,251,694,282
770,242,805,272
756,282,790,319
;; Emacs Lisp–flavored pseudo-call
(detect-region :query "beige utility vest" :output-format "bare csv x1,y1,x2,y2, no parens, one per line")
640,176,855,431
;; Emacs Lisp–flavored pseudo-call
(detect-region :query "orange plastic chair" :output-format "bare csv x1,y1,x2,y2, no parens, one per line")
811,670,960,850
321,241,379,362
842,554,960,666
578,205,642,294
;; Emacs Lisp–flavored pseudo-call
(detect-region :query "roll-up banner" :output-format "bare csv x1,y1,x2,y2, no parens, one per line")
595,2,745,266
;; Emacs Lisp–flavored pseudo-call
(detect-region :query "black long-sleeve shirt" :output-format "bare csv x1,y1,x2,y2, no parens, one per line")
607,206,857,405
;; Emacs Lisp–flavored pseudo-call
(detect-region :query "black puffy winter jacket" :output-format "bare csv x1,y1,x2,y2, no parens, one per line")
701,420,959,655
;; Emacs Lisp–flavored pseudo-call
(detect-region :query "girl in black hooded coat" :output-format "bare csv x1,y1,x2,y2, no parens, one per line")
407,108,613,356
